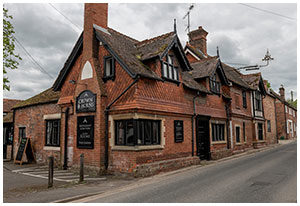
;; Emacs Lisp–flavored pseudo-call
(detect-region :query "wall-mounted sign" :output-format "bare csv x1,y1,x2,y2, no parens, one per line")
76,90,96,113
77,116,94,149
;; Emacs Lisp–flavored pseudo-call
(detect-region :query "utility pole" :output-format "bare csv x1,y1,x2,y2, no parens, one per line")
183,4,195,39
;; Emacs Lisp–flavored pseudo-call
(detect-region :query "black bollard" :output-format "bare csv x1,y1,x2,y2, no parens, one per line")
79,153,84,182
48,156,54,188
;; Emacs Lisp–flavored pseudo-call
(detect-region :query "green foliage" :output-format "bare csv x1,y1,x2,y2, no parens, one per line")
287,99,297,108
266,82,271,88
3,7,22,91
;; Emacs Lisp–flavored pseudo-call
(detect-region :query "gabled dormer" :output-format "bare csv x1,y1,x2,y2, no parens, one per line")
189,57,229,95
242,73,266,118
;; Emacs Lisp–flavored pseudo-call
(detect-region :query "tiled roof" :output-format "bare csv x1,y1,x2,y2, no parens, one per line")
13,88,60,109
189,57,219,79
242,73,262,89
185,44,206,60
3,112,13,123
269,89,297,110
3,99,22,113
221,63,251,89
181,71,210,93
94,26,163,80
136,31,175,61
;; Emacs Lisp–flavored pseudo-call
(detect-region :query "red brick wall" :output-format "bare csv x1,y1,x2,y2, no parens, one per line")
275,100,286,139
13,103,61,165
263,94,277,144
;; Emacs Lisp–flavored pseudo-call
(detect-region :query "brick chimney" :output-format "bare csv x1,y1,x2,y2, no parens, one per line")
188,26,208,56
83,3,108,60
279,85,285,100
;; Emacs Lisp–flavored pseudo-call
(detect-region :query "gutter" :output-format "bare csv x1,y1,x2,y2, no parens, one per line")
192,91,200,156
11,109,16,161
63,107,69,170
104,76,140,170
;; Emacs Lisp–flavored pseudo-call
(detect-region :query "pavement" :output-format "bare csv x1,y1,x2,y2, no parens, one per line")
2,140,296,203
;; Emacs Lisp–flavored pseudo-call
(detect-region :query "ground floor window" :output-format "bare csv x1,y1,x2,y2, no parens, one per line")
243,122,246,142
115,119,161,146
211,123,225,142
174,120,184,143
267,120,271,132
258,123,263,140
236,126,240,143
18,127,26,142
45,119,60,146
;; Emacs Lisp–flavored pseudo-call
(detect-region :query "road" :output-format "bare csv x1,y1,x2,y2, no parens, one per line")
76,142,297,203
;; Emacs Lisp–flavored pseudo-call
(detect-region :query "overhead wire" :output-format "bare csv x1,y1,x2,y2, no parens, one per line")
48,3,82,32
13,35,54,79
239,3,296,21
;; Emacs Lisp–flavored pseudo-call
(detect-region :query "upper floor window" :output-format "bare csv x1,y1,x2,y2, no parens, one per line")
209,73,220,94
242,91,247,108
285,105,288,113
103,56,115,81
45,119,60,147
255,91,262,111
289,108,293,115
162,55,179,82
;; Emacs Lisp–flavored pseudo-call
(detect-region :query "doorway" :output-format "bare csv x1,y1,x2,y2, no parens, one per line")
196,116,211,160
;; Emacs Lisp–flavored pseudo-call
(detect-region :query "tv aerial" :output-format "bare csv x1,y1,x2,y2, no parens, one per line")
183,4,195,36
237,49,274,71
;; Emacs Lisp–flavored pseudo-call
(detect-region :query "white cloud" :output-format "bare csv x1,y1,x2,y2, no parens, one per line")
3,3,297,100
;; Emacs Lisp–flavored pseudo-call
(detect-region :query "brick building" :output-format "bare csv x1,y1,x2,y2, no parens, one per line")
270,85,297,140
12,89,61,165
242,73,267,148
11,3,293,176
263,80,278,144
3,99,21,159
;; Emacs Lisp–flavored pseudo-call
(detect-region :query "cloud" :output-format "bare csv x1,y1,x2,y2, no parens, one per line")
3,3,297,101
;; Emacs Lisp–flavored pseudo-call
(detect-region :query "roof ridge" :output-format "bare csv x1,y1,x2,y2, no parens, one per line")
107,27,139,43
136,31,175,47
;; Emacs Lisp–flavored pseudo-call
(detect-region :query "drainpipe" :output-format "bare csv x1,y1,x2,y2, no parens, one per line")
63,107,69,170
192,91,200,156
104,76,140,170
273,98,279,143
11,109,16,161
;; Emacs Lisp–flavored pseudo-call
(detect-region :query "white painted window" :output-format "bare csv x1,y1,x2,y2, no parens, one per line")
81,61,93,80
289,108,292,115
285,105,288,113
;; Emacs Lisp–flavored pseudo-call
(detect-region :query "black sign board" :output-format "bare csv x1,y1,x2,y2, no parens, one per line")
77,116,94,149
76,90,96,113
15,137,35,165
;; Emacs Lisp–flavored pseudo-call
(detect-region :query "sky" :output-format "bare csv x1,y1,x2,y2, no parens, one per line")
3,3,297,101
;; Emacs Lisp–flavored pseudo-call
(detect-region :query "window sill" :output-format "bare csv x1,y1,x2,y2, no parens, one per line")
112,145,164,151
162,77,180,85
211,141,226,145
43,146,60,151
235,142,242,145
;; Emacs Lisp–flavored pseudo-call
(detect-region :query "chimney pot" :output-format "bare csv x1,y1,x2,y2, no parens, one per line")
188,26,208,56
279,85,285,100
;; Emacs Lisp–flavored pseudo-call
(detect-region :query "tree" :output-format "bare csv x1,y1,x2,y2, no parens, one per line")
287,99,297,108
3,7,21,91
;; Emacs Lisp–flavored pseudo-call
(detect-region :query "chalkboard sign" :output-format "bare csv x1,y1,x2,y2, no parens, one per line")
14,137,35,165
77,116,94,149
76,90,96,113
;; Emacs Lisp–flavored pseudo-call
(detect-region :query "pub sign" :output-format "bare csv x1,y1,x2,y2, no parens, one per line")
77,116,94,149
76,90,96,113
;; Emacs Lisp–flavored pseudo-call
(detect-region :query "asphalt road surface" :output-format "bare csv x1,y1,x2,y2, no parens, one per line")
77,142,297,203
